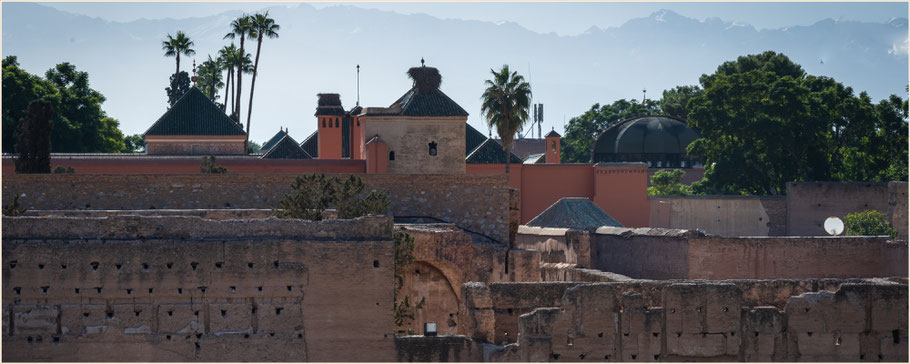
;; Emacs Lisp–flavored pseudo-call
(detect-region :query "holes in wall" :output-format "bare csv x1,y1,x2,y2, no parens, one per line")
27,336,33,344
194,311,199,317
835,335,842,346
257,286,263,292
252,307,257,314
74,288,80,294
298,334,303,339
730,332,736,337
696,307,702,313
90,262,99,271
134,310,141,317
190,262,199,271
167,310,173,317
551,354,560,360
578,354,585,360
230,286,237,293
142,263,150,271
148,288,154,294
196,333,202,339
389,151,395,161
654,355,660,361
126,288,132,295
199,286,207,293
9,260,17,269
275,308,283,316
106,311,114,319
215,262,223,269
13,287,21,295
893,330,901,344
38,264,45,270
115,264,122,271
83,312,90,318
878,354,883,361
244,334,250,339
670,308,676,314
623,333,629,337
247,263,254,269
597,332,603,338
52,336,60,343
722,307,728,312
676,332,681,337
177,288,183,294
604,356,609,361
286,286,292,292
61,263,67,269
166,335,172,341
273,260,280,269
652,332,659,337
373,260,379,268
567,337,574,346
220,310,227,318
95,287,102,294
807,332,813,337
754,331,760,337
860,354,865,360
631,355,637,360
166,263,173,269
428,141,438,156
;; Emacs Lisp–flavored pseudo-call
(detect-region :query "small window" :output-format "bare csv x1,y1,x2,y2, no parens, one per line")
357,120,360,126
335,118,339,128
681,161,686,168
322,118,326,128
389,151,395,160
428,141,438,156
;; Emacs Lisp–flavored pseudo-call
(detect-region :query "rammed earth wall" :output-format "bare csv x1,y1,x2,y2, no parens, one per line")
464,281,908,362
1,173,510,243
2,215,395,362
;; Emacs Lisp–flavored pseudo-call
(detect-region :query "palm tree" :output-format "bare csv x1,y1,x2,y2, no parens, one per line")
161,31,195,91
481,64,532,175
218,44,236,111
198,55,224,101
224,15,253,122
244,12,280,150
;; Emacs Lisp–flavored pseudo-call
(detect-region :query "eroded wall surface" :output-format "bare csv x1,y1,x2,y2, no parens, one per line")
468,282,908,362
787,182,891,236
648,196,787,236
590,227,907,280
2,215,396,362
1,173,509,243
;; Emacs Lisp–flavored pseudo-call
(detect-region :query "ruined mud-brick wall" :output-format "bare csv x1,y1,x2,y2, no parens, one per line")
466,282,907,362
591,227,907,280
515,227,592,267
394,335,484,362
888,181,908,241
648,195,787,236
786,181,893,236
2,215,395,362
1,173,510,243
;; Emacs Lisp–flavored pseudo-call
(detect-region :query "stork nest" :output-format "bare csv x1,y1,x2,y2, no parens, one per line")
407,66,442,91
317,93,342,107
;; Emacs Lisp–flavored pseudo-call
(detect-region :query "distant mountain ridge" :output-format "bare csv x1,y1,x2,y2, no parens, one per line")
2,3,906,143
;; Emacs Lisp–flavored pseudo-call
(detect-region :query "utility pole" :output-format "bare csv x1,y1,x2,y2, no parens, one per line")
356,64,360,106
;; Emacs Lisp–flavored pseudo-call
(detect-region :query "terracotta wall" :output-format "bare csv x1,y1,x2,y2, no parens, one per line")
1,173,510,243
473,282,908,362
590,227,908,280
2,156,366,175
2,215,395,362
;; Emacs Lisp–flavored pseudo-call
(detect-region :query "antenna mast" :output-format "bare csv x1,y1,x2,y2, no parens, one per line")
356,64,360,106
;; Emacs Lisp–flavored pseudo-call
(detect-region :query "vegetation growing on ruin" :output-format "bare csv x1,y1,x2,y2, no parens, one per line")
2,194,27,216
200,155,228,174
53,166,75,174
393,228,426,332
274,173,390,221
844,210,897,238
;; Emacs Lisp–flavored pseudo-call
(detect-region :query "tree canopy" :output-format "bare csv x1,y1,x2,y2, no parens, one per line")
481,64,532,174
686,51,908,195
560,99,660,163
2,56,132,153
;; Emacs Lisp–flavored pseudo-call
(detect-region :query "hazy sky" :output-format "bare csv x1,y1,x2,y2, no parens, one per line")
45,1,910,36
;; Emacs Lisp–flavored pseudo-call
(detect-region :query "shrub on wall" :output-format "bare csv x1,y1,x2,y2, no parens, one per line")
274,173,390,221
200,155,227,174
844,210,897,238
52,166,75,173
2,193,27,216
647,169,693,195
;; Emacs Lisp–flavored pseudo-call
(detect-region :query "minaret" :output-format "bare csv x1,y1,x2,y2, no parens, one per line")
315,93,344,159
545,127,561,164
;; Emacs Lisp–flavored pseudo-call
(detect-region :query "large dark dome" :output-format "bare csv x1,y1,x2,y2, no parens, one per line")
591,115,700,168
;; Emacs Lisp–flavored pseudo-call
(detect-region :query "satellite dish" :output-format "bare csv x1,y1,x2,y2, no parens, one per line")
824,217,844,236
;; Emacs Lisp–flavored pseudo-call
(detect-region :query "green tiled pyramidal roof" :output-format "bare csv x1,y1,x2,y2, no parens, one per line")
145,87,246,136
526,197,623,232
300,131,318,158
362,87,469,117
261,129,289,153
261,134,311,159
466,138,523,164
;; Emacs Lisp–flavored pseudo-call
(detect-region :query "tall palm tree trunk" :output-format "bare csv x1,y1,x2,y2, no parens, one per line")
228,68,234,114
174,54,181,90
245,35,264,149
209,67,217,100
505,144,512,175
235,37,245,122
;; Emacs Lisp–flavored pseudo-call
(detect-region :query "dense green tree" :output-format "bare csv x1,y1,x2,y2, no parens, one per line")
196,55,224,103
3,57,129,153
165,71,191,107
560,99,660,163
14,100,54,173
224,15,253,122
245,11,280,150
659,85,702,119
844,210,897,238
161,31,195,94
123,134,145,153
647,169,693,196
686,51,908,195
481,64,532,175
